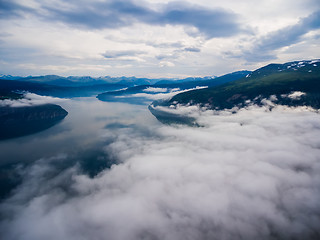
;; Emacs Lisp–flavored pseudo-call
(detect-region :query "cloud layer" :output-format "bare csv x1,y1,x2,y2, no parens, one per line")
1,104,320,240
243,10,320,62
0,0,319,77
3,0,244,39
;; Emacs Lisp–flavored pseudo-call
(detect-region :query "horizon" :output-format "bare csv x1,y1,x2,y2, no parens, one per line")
1,58,319,79
0,69,248,79
1,0,319,78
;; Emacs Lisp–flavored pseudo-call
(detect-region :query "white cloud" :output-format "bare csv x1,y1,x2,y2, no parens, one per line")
159,61,175,67
1,105,320,239
143,87,168,93
118,86,207,101
286,91,306,100
0,93,68,107
0,0,318,77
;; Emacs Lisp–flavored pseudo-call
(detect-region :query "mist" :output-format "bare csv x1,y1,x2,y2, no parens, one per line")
1,101,320,240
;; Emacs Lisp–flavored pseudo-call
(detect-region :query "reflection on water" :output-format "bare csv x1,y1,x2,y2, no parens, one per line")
0,97,159,197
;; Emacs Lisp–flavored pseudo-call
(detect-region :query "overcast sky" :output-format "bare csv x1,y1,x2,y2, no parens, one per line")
0,0,319,77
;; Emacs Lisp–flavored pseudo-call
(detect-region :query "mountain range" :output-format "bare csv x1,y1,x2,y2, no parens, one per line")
0,74,218,88
0,74,222,98
97,71,250,104
149,59,320,124
1,59,320,127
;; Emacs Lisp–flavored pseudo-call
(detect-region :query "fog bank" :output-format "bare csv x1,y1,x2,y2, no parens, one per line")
1,105,320,240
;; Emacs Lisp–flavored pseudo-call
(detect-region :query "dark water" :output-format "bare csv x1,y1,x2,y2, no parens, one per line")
0,97,159,198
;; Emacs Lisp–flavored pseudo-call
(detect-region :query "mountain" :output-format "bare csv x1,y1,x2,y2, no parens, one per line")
0,104,68,140
0,75,24,80
149,59,320,123
116,77,158,86
154,76,216,85
0,74,169,87
0,80,71,140
12,75,120,87
0,79,126,98
155,71,250,89
97,71,250,104
0,73,247,88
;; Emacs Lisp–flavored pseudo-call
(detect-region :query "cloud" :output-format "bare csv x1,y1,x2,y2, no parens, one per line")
159,61,175,67
244,10,320,62
0,93,68,107
143,87,168,93
184,47,201,52
1,104,320,240
4,0,244,39
145,41,184,49
117,86,207,101
102,50,146,59
1,0,318,77
154,46,200,63
0,0,34,19
156,54,178,60
159,2,244,38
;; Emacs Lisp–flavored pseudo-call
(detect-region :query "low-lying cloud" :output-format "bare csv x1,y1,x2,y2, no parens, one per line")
1,104,320,240
143,87,168,93
116,86,208,101
0,92,68,107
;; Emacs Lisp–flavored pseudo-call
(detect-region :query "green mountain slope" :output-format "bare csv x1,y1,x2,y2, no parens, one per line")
164,60,320,110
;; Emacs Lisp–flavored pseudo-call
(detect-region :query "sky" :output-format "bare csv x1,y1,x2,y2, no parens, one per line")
0,0,320,78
